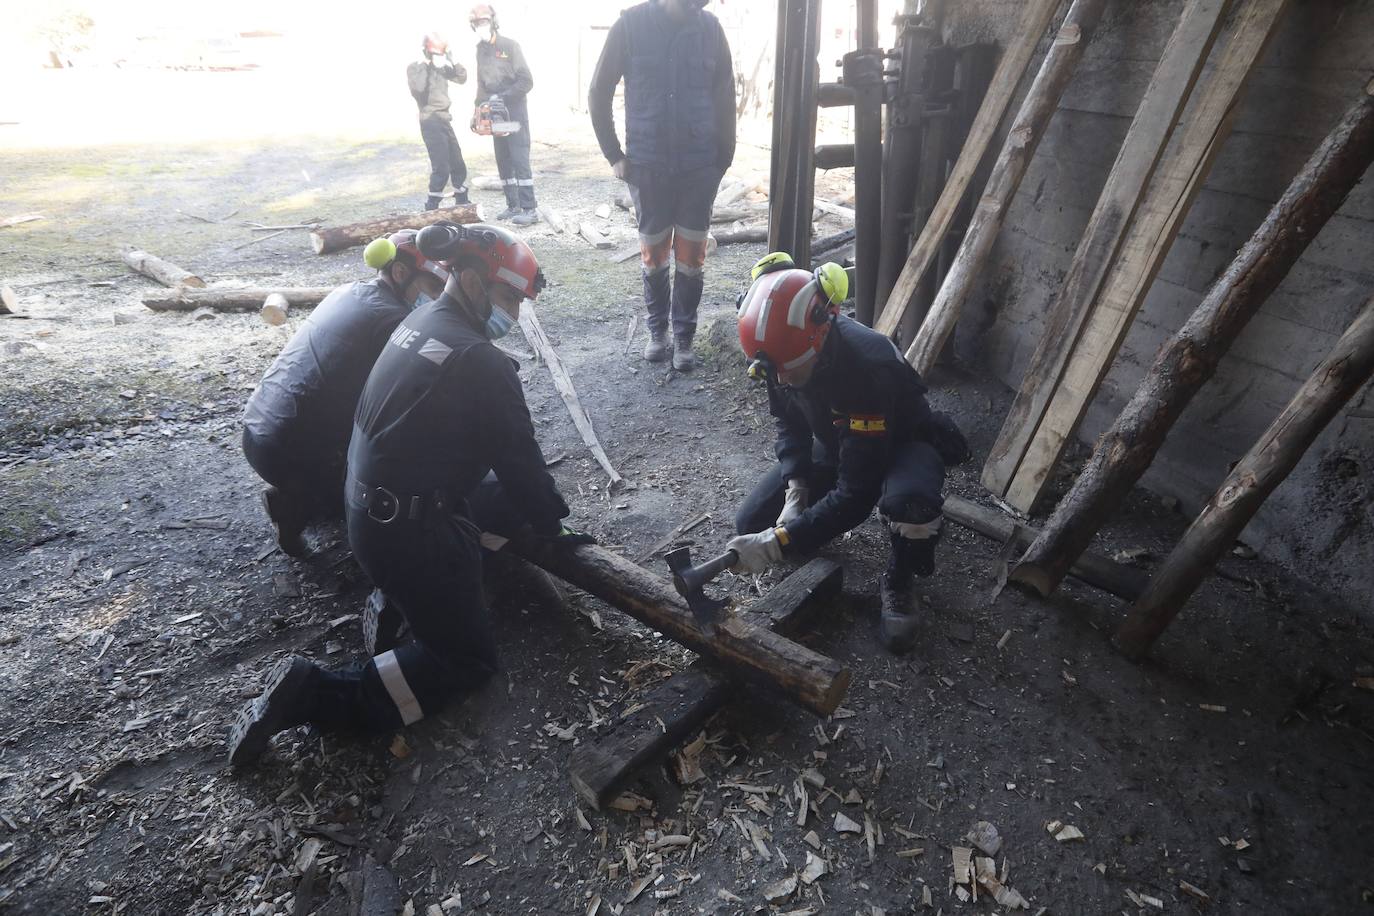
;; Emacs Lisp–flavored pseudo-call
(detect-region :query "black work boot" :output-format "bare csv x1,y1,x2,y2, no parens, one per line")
877,532,940,654
261,486,307,558
228,656,319,766
452,186,471,206
362,588,409,657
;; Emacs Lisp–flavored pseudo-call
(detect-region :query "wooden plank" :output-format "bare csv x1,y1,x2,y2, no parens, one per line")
1116,294,1374,658
1003,0,1288,511
517,306,623,487
568,558,844,808
872,0,1063,338
578,222,614,250
906,0,1110,374
1009,80,1374,599
941,495,1147,601
506,540,851,718
982,0,1230,509
142,287,334,312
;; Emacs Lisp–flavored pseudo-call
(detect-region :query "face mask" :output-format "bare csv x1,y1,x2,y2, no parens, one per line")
481,24,495,41
411,292,435,311
485,306,516,339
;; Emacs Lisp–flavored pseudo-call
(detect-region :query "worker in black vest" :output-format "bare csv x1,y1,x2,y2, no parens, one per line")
242,231,449,557
588,0,736,372
726,255,969,653
407,33,471,211
469,4,539,226
229,224,589,765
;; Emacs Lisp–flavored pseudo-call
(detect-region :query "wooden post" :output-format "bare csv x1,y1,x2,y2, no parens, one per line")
1010,81,1374,598
905,0,1109,375
982,0,1230,509
1001,0,1289,512
309,204,481,255
1116,295,1374,658
568,559,843,808
873,0,1063,338
142,287,335,313
122,249,205,289
503,539,851,717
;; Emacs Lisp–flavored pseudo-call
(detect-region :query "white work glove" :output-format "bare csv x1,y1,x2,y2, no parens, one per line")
776,478,809,526
727,529,785,575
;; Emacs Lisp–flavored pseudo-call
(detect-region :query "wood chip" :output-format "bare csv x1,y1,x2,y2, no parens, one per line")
952,846,973,884
803,830,821,850
1179,880,1211,903
294,838,323,873
1199,704,1227,712
801,851,828,885
833,812,862,834
762,875,797,902
966,820,1003,856
896,847,925,858
389,735,412,759
461,853,488,867
625,872,657,904
1053,824,1084,842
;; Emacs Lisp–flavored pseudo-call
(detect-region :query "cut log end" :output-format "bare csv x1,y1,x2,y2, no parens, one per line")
1006,560,1055,598
261,293,290,326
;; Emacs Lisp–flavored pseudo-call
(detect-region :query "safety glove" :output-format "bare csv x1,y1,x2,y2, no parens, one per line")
726,528,784,575
775,479,809,526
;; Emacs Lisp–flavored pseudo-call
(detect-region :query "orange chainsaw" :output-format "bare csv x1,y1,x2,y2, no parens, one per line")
472,95,521,136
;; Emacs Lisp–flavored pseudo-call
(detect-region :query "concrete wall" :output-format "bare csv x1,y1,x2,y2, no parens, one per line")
941,0,1374,612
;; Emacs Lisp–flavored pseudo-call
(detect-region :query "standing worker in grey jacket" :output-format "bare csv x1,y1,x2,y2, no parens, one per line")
589,0,736,372
469,5,539,227
407,33,471,211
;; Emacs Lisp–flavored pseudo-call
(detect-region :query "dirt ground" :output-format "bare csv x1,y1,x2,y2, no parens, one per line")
3,100,1373,916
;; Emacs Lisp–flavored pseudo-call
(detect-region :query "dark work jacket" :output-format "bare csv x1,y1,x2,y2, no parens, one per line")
767,316,936,554
407,58,467,122
347,292,568,535
243,279,410,460
587,1,736,173
475,35,533,122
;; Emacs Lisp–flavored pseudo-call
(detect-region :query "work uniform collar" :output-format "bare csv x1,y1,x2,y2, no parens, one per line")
438,282,490,334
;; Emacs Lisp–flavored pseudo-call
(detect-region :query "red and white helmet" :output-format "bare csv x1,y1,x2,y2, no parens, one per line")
469,4,498,30
737,263,844,379
423,33,448,56
416,222,546,299
363,229,450,283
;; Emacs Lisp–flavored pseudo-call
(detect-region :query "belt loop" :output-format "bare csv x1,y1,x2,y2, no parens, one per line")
408,495,421,521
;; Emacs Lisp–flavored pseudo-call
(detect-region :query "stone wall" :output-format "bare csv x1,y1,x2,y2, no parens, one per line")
940,0,1374,612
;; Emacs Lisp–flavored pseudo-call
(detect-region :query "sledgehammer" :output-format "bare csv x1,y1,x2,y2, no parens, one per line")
663,546,738,635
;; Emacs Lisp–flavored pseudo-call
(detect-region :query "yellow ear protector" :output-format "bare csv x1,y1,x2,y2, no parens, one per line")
746,354,774,383
750,251,794,281
363,237,397,270
813,261,848,309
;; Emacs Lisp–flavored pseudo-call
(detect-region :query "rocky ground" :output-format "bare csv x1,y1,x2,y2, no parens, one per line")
2,113,1373,916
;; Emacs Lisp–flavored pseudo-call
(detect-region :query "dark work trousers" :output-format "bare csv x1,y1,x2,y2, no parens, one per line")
328,479,526,733
735,440,947,538
241,427,345,524
420,117,468,210
627,165,723,341
494,121,536,210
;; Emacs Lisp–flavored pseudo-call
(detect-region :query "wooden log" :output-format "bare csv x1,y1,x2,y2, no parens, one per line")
0,213,44,229
538,206,568,233
981,0,1229,509
517,306,624,487
568,558,844,808
710,205,764,224
1002,0,1289,512
906,0,1109,375
942,495,1147,601
309,204,480,256
504,540,851,718
578,222,614,250
0,285,17,315
873,0,1063,338
121,249,205,289
142,287,334,313
712,226,769,246
1116,295,1374,658
471,175,504,191
1010,79,1374,599
260,292,290,326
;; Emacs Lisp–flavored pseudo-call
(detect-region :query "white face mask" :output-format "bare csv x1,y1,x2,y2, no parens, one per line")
480,23,495,41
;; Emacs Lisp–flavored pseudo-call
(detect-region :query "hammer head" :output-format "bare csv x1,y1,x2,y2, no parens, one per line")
664,546,724,634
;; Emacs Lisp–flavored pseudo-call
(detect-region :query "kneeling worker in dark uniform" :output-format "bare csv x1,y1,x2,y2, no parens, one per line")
229,224,586,764
242,232,449,557
726,254,967,653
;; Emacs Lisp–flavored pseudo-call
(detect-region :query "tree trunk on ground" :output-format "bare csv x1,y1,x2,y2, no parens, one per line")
504,540,851,718
1115,294,1374,658
712,226,769,245
122,249,205,288
1010,80,1374,598
142,287,334,312
568,558,843,808
906,0,1109,375
309,204,481,255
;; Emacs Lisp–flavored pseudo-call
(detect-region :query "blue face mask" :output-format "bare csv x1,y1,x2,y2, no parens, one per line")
411,292,435,311
485,306,516,339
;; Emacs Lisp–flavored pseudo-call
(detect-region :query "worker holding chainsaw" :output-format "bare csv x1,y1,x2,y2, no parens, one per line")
726,254,970,653
407,33,471,211
229,223,592,765
242,231,449,557
469,4,539,227
588,0,737,372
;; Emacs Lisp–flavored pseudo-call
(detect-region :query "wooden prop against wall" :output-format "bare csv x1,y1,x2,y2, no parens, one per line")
981,0,1231,510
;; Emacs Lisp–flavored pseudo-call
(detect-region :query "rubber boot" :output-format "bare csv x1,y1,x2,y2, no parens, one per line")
227,656,319,766
261,486,308,558
362,588,409,657
644,329,671,363
671,335,697,372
